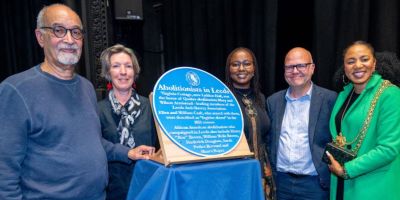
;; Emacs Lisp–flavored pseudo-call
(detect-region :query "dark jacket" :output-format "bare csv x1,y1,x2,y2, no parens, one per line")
98,95,157,200
266,84,337,189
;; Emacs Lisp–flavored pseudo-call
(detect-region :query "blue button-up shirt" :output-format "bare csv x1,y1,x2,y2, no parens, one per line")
276,84,318,175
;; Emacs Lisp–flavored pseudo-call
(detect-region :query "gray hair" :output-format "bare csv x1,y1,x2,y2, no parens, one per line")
100,44,141,81
37,8,45,29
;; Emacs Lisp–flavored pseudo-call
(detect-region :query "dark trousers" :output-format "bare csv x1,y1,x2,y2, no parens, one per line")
276,171,329,200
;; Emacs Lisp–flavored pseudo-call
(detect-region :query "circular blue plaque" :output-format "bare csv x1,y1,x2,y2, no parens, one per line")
152,67,244,157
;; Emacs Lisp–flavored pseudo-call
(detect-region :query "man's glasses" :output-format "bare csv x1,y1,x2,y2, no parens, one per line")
284,63,313,73
40,26,84,40
230,60,253,68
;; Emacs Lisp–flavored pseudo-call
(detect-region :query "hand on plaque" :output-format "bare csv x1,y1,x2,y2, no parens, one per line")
128,145,156,160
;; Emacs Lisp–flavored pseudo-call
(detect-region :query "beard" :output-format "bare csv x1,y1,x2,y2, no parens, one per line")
56,43,81,65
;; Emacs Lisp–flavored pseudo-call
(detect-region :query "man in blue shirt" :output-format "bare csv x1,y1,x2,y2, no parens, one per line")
266,47,337,200
0,4,154,200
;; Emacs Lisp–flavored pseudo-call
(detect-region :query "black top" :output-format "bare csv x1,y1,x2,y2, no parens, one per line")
98,95,157,200
334,91,359,200
233,88,271,155
335,92,360,139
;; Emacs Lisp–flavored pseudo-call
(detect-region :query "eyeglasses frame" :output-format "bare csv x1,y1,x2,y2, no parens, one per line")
284,63,313,73
230,60,254,69
40,26,85,40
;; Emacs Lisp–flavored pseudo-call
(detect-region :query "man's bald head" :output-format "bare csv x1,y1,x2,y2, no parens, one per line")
285,47,314,65
283,47,315,95
37,4,82,29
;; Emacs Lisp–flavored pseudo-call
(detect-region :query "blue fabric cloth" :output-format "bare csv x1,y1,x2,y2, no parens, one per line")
277,84,317,175
127,159,264,200
0,65,129,200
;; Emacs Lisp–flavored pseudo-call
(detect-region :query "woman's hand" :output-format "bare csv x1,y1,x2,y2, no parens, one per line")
325,151,346,177
128,145,155,160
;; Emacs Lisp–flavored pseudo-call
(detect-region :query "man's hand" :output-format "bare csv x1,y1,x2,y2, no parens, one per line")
127,145,155,160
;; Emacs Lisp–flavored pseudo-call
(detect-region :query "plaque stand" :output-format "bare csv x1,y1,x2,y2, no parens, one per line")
149,93,254,166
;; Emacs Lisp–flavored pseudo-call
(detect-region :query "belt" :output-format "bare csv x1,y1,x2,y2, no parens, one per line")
284,172,309,178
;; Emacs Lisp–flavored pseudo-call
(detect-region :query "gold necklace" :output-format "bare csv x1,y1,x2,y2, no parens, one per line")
241,94,251,106
335,89,355,147
235,89,257,117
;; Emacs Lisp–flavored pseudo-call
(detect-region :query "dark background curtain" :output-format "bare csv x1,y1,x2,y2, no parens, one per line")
1,0,399,97
0,1,48,81
161,0,400,95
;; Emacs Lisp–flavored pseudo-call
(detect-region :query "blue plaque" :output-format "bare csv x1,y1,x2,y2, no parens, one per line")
152,67,244,157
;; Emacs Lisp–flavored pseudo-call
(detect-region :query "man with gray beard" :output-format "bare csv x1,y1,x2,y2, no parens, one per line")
0,4,154,200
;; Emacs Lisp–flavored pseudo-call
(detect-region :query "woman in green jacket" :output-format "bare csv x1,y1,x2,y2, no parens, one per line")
326,41,400,199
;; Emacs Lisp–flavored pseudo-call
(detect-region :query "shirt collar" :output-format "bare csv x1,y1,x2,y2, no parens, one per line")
285,82,313,101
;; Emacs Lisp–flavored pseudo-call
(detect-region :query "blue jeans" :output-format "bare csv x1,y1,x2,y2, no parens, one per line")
276,171,329,200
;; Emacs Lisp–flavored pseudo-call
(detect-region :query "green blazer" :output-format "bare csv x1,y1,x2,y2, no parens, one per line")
329,74,400,200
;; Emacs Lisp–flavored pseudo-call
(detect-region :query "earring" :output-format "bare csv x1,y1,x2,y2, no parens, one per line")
342,74,349,85
106,81,113,91
132,82,137,89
